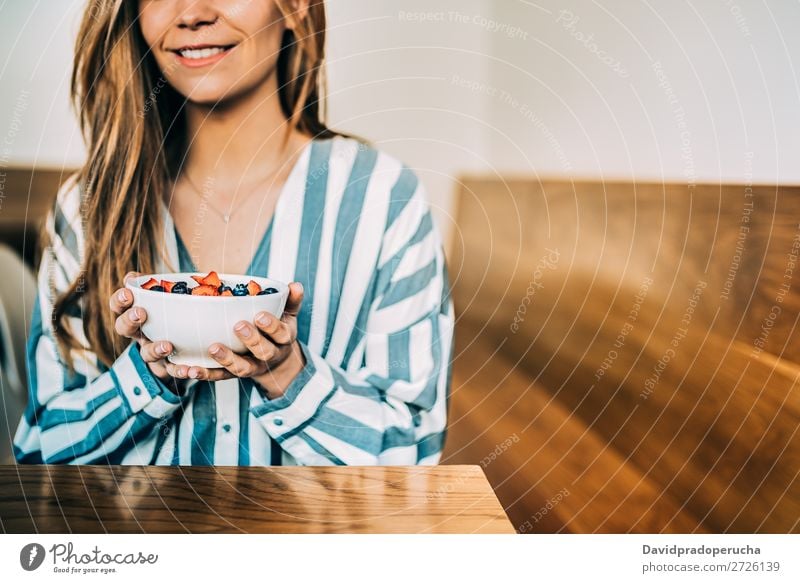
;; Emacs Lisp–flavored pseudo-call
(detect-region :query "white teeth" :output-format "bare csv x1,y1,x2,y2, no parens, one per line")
179,47,227,59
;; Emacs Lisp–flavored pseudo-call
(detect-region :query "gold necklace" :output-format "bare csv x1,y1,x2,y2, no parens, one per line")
181,166,283,224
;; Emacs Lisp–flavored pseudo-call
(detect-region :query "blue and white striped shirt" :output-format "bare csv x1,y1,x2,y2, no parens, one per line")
13,135,454,466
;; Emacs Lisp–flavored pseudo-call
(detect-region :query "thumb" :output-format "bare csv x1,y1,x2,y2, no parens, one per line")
283,282,304,318
124,271,141,286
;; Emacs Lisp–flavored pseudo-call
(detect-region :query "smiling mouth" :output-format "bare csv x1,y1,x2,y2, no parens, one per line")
177,45,233,59
170,44,236,64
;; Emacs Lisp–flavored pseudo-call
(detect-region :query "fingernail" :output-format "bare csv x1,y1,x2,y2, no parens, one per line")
118,290,127,303
256,312,270,326
235,322,251,337
188,368,198,379
130,309,140,322
158,342,168,355
209,345,221,356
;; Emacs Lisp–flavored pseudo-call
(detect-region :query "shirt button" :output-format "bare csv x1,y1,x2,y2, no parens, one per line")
133,387,142,396
222,424,231,433
273,417,284,426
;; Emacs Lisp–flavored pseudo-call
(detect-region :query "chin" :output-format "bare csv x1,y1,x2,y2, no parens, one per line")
174,78,221,101
179,78,266,108
184,90,229,106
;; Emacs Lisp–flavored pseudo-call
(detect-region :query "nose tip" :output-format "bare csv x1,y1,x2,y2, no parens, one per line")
178,15,219,31
175,2,220,31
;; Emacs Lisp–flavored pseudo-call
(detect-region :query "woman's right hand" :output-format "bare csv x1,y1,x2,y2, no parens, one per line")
110,271,183,389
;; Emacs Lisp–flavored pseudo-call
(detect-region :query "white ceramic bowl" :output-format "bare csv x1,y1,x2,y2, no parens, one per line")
126,272,289,368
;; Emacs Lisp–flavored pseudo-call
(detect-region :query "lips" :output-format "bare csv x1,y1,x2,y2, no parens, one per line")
170,43,236,67
179,46,229,59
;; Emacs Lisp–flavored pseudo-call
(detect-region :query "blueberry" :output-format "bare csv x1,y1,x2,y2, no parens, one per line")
218,285,232,294
257,287,278,295
171,281,189,294
150,285,165,292
232,285,248,296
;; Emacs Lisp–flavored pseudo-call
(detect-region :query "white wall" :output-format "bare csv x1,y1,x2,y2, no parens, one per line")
324,0,492,248
0,0,86,169
483,0,800,185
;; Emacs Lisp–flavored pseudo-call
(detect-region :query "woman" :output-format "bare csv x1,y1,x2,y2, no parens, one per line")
14,0,453,466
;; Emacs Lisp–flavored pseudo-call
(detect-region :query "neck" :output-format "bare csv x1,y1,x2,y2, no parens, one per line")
183,74,298,187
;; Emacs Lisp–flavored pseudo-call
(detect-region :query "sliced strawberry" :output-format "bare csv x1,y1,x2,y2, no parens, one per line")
202,271,222,287
191,274,206,285
191,284,219,296
220,289,233,296
141,277,159,290
160,279,175,293
246,280,262,296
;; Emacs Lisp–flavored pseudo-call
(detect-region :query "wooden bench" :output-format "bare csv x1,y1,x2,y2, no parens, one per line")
1,167,68,268
441,178,800,533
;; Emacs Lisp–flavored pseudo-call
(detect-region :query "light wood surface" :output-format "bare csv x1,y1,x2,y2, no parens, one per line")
444,320,707,534
0,464,514,534
442,177,800,533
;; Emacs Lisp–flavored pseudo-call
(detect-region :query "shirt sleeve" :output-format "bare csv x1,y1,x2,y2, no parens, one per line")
249,181,455,465
13,180,192,465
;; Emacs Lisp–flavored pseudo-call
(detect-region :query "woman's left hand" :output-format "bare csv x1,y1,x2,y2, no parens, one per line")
164,282,306,399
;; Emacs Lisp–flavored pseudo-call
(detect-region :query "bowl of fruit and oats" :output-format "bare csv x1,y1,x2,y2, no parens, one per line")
126,271,289,368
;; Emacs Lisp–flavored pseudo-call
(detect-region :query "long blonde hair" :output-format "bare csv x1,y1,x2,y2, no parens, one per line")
50,0,342,374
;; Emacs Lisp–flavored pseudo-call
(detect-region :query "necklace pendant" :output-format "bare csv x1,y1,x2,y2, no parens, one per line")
223,213,230,224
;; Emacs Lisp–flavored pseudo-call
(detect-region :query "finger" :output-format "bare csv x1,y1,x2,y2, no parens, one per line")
252,312,293,345
139,340,173,363
123,271,141,286
208,344,264,377
186,366,236,382
109,287,133,315
235,321,280,359
165,361,183,378
165,361,191,379
166,361,235,383
283,282,304,318
114,306,148,339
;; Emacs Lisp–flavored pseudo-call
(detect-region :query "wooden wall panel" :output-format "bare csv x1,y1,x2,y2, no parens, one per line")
1,167,73,267
442,178,800,533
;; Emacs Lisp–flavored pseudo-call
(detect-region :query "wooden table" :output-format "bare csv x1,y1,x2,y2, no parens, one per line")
0,465,514,534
